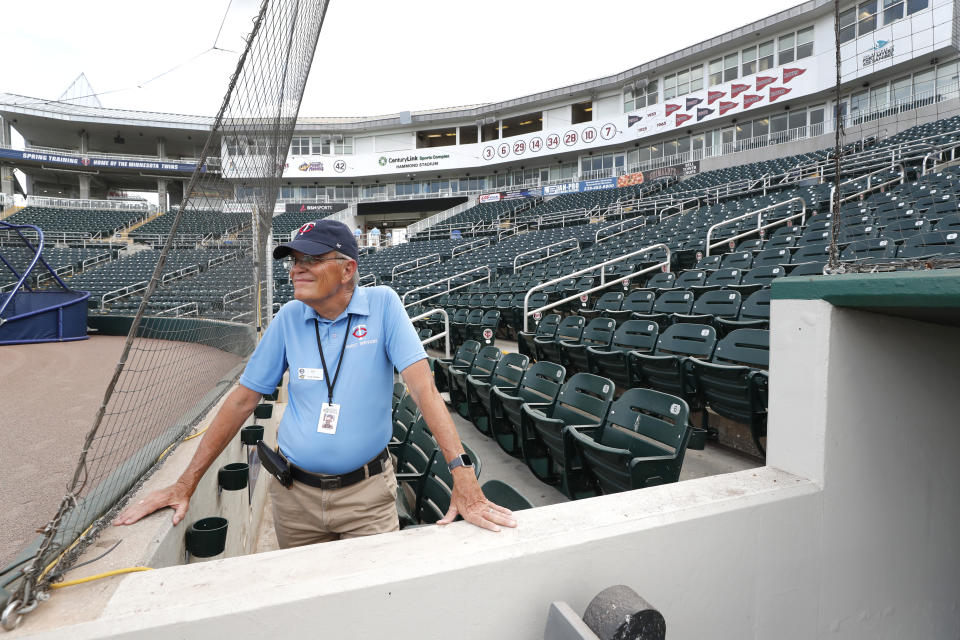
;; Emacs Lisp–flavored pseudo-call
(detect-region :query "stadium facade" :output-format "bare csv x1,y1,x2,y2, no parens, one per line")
1,0,957,231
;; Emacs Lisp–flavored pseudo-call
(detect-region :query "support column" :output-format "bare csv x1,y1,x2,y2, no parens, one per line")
1,117,14,196
79,174,91,200
156,137,166,160
157,178,169,212
79,129,89,154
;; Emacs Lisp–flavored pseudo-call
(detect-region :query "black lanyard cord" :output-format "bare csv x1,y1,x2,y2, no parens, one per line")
313,314,352,406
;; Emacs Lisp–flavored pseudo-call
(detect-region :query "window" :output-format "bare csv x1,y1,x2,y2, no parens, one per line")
753,117,769,138
645,80,658,106
796,26,814,59
778,33,795,66
870,84,889,113
850,89,869,119
335,137,353,155
624,87,637,112
858,0,878,35
891,75,912,106
788,110,806,131
572,100,593,124
459,126,478,145
883,0,903,24
914,69,935,100
689,66,703,92
742,47,757,77
291,137,310,155
724,53,739,82
416,127,456,148
709,58,723,86
501,112,542,139
809,106,825,129
839,8,856,43
758,41,775,72
663,73,677,100
907,0,928,13
936,62,959,100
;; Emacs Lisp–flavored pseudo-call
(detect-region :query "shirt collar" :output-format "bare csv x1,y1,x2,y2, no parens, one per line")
301,285,370,324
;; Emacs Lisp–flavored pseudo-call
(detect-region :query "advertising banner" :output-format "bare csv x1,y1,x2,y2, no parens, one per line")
284,202,349,214
0,148,202,173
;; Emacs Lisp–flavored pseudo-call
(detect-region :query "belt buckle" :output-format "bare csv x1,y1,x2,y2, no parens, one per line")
320,477,341,490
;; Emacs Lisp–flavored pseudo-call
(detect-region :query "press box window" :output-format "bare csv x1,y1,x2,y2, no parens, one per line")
709,58,723,86
796,27,813,59
416,127,457,149
778,33,795,66
481,122,500,142
907,0,928,12
883,0,903,23
459,126,478,145
501,112,542,139
571,101,593,124
724,53,739,83
839,8,856,43
858,0,878,35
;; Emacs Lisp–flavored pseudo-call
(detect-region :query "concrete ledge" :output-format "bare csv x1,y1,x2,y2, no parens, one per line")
16,466,818,639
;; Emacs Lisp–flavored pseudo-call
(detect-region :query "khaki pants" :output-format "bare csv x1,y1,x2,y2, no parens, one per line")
269,456,400,548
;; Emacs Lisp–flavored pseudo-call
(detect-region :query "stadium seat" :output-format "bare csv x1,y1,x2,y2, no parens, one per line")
559,317,617,376
519,372,615,495
517,313,560,360
586,319,659,394
535,315,585,364
489,361,565,457
465,352,530,434
449,346,501,418
565,388,700,495
434,340,480,394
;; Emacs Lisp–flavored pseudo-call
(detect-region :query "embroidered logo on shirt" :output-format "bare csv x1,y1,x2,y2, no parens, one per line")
352,325,368,339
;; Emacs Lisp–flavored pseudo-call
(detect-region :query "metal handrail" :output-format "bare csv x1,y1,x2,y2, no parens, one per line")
391,253,440,280
450,237,491,259
223,284,255,305
522,243,670,333
401,265,491,307
658,197,700,223
513,237,580,273
830,163,906,212
155,301,200,317
101,280,148,309
408,308,451,359
705,196,808,256
595,216,646,244
358,273,377,287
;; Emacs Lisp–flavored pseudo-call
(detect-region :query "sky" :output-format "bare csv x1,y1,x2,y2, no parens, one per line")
1,0,805,119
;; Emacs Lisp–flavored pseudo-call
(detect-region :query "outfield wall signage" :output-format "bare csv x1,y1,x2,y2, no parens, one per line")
0,148,203,173
283,202,348,214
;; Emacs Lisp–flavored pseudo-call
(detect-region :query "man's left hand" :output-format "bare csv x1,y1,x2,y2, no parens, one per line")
437,469,518,531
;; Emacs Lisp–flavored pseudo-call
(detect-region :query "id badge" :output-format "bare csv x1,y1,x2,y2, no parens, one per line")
317,403,340,435
297,367,324,381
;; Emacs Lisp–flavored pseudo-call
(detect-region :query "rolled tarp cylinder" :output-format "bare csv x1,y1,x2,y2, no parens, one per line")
582,585,665,640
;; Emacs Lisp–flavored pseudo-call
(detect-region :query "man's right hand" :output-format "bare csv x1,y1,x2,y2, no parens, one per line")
113,481,192,527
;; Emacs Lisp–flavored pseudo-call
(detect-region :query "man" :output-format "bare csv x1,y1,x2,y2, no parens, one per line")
116,220,516,545
368,225,381,247
353,225,363,247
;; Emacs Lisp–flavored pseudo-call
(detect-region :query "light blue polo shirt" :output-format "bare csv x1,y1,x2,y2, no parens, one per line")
239,285,426,474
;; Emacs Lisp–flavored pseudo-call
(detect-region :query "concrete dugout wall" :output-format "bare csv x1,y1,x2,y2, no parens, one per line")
12,271,960,639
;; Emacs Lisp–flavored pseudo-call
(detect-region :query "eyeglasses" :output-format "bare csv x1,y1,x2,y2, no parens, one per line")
281,255,347,270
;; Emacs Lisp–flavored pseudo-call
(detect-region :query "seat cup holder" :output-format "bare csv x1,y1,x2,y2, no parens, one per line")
218,462,249,493
184,517,228,562
254,403,273,420
240,425,264,445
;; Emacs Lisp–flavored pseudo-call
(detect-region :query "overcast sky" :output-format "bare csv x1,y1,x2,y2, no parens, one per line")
1,0,805,119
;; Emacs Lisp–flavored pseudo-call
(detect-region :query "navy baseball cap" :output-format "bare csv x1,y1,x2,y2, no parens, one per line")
273,219,359,262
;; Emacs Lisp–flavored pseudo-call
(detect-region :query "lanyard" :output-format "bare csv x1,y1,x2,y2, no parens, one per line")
313,314,352,406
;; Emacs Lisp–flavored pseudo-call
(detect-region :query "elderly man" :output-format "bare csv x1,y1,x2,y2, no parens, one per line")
116,220,515,545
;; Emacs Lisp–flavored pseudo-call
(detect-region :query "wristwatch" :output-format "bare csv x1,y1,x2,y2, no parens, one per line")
447,453,474,472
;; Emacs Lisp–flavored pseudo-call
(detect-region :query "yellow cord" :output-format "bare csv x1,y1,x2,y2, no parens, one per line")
155,424,209,463
38,522,95,581
183,426,209,441
50,567,153,589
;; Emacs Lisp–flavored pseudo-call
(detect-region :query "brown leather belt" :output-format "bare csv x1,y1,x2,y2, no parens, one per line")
284,448,388,490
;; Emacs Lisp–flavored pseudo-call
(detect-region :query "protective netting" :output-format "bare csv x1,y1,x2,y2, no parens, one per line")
1,0,328,626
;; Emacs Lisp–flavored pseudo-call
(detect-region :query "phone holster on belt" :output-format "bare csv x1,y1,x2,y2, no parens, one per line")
257,441,292,488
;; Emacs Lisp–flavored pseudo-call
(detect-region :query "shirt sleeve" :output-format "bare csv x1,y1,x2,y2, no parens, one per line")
382,288,427,373
238,306,289,394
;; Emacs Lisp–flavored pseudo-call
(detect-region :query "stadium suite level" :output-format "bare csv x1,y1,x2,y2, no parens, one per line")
2,0,956,220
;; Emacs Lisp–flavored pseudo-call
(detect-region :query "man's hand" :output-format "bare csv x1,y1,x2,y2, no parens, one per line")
437,468,518,532
114,481,192,527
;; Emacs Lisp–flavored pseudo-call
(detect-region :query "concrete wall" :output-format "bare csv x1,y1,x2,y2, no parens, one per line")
13,298,960,639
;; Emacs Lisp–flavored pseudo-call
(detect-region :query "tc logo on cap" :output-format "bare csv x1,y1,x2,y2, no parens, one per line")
297,222,316,236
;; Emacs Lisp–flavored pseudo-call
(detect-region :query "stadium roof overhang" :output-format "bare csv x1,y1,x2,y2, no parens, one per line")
0,0,832,139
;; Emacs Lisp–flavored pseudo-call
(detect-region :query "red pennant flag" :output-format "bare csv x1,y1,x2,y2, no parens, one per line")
676,113,693,126
730,84,750,98
719,101,738,115
708,90,725,104
769,86,792,102
743,94,763,108
783,67,806,83
755,76,776,90
665,103,681,116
